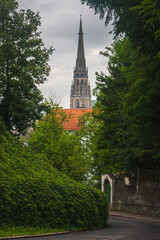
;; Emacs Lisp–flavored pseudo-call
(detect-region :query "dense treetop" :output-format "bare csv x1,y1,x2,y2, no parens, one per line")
79,0,160,184
0,0,53,134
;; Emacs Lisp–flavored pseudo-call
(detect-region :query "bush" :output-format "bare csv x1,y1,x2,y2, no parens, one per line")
0,121,108,230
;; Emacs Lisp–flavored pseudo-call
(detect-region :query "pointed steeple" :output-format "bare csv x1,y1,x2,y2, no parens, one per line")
70,16,91,109
76,15,86,71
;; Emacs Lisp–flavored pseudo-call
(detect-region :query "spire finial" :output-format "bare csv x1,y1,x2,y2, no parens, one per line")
79,15,83,34
76,16,86,70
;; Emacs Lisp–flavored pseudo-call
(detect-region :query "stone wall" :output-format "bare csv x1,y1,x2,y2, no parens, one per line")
112,174,160,217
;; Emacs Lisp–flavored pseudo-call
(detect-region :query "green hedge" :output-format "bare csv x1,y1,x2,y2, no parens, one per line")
0,121,108,229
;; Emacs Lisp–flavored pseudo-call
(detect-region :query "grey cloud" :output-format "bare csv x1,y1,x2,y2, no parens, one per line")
17,0,113,108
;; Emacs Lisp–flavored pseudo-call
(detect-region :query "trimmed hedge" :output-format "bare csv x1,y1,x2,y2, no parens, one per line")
0,121,108,229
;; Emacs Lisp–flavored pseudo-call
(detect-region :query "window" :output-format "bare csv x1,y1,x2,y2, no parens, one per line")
76,99,79,108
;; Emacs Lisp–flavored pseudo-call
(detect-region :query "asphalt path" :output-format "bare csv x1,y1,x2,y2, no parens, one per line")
10,216,160,240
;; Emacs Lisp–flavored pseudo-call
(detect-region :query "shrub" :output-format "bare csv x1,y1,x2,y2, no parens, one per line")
0,121,108,230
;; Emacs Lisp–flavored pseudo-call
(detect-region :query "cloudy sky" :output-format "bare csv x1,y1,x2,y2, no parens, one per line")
17,0,113,108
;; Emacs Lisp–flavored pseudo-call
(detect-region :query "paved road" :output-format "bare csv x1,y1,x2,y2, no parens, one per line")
12,216,160,240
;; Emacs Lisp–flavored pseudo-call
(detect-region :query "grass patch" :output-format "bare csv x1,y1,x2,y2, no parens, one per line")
0,226,68,238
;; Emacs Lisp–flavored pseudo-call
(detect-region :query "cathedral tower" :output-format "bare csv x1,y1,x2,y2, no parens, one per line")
70,16,91,109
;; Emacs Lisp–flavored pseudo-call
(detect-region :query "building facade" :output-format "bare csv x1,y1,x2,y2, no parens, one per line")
70,16,91,109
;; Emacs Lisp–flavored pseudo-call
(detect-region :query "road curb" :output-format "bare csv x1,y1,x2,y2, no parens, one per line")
0,231,70,240
109,211,160,223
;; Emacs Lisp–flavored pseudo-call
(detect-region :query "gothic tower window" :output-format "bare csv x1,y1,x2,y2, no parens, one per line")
76,99,79,108
80,85,82,94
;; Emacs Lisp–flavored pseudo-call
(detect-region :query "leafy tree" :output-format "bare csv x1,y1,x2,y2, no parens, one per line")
87,36,160,189
26,108,90,183
123,48,160,171
80,0,160,175
87,39,132,185
80,0,160,55
0,0,53,134
77,108,103,187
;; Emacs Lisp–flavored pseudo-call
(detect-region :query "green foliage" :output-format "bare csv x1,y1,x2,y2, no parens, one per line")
81,0,160,57
0,0,53,134
81,37,160,187
26,109,90,183
131,0,160,57
86,38,132,185
0,119,108,230
80,0,160,182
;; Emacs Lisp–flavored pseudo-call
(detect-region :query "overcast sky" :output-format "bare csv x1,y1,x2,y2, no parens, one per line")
17,0,113,108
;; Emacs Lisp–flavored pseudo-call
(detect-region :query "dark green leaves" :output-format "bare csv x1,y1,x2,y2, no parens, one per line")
26,109,90,183
80,0,160,178
0,0,53,134
0,120,108,229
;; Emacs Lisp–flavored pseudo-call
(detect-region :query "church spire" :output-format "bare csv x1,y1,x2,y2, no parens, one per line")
70,17,91,109
76,15,86,71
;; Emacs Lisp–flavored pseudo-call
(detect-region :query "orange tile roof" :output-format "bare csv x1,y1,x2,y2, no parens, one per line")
62,109,92,130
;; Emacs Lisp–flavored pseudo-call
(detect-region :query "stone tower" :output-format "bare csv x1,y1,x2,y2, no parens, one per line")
70,16,91,109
